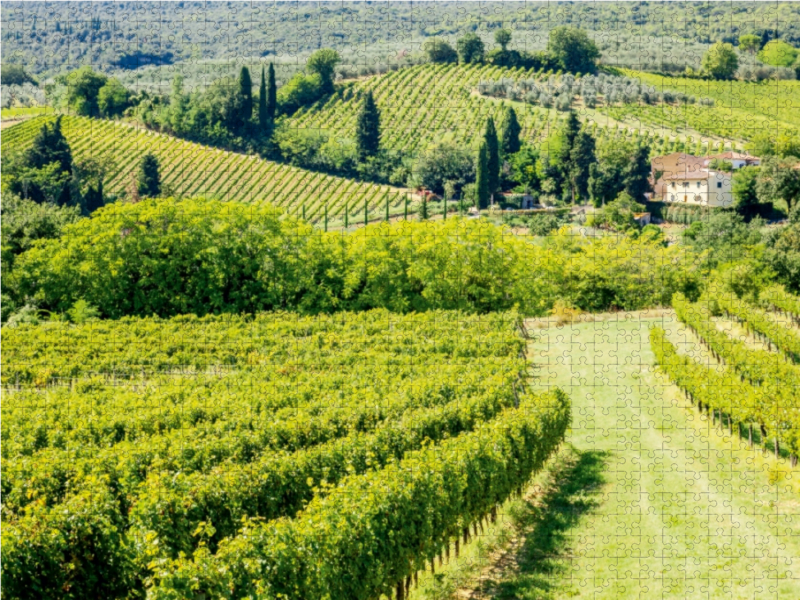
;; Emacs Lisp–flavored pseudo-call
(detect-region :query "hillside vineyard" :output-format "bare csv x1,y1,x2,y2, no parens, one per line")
2,311,570,598
3,2,800,599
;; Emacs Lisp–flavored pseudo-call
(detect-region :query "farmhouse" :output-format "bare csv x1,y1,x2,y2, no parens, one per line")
651,151,759,208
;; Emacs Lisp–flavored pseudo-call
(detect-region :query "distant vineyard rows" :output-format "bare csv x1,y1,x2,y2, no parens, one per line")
2,115,412,222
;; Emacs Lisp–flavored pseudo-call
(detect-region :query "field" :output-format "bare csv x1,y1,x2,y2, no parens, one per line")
2,115,413,222
287,63,703,155
468,312,800,599
1,309,570,599
600,70,800,142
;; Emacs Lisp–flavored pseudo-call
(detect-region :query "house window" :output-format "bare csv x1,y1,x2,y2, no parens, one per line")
682,182,688,187
671,182,676,188
696,182,701,188
717,182,722,188
670,194,675,202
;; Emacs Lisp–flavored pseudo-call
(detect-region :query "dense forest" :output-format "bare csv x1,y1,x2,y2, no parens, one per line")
3,1,800,79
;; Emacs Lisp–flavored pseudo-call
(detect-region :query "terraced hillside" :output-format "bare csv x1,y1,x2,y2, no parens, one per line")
2,115,412,222
287,63,754,154
602,70,800,141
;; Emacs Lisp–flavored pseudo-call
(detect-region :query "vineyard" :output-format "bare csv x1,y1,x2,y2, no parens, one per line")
1,309,570,599
602,69,800,142
1,115,412,223
287,63,715,157
651,292,800,464
477,68,800,145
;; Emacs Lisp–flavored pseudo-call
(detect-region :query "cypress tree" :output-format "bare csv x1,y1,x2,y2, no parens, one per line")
258,65,269,132
238,66,253,126
500,106,522,156
267,63,277,120
568,130,596,202
419,196,429,220
476,140,490,210
84,181,104,213
137,153,161,198
26,117,72,174
355,90,381,162
623,145,653,200
484,117,500,198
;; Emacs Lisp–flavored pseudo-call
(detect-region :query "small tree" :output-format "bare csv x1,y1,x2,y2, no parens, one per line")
547,27,600,74
355,90,381,161
422,39,458,64
307,49,341,94
757,157,800,213
97,78,130,118
732,165,760,213
702,42,739,80
457,33,485,64
500,106,522,156
476,140,490,209
495,29,512,51
419,196,429,221
738,34,761,54
137,154,160,198
758,39,799,67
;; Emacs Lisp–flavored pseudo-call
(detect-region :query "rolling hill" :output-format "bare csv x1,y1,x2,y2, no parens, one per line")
2,115,412,222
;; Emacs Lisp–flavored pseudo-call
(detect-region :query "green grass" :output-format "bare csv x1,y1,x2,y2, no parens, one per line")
1,106,53,119
471,313,800,600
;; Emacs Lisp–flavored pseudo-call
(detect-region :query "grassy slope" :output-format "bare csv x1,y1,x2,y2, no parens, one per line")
1,115,412,221
482,314,800,600
289,63,780,154
598,70,800,142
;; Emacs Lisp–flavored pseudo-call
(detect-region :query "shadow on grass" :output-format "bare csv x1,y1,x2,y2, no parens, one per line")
486,446,609,600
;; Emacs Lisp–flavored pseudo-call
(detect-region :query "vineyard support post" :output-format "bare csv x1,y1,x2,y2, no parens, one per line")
324,204,328,232
345,201,349,229
364,197,368,227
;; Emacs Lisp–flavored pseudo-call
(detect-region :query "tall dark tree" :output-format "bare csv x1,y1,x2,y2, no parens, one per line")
622,145,653,200
355,90,381,161
84,181,104,213
568,131,596,202
561,111,582,155
267,63,277,121
500,106,521,156
137,154,161,198
8,117,75,205
26,117,72,174
484,116,500,196
476,140,490,209
258,66,269,132
238,66,253,125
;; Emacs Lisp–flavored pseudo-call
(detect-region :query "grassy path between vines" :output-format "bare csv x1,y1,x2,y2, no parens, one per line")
412,312,800,600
